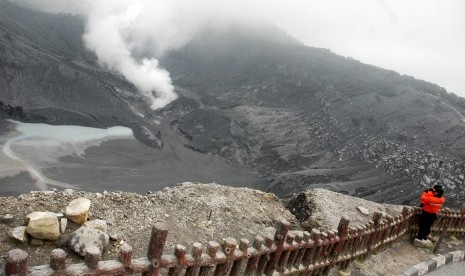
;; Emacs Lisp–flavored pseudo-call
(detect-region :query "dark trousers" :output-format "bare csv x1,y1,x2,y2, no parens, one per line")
417,210,437,240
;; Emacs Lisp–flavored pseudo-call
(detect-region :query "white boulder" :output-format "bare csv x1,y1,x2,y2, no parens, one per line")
69,227,109,257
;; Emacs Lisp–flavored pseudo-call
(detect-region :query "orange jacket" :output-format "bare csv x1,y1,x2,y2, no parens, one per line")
420,191,445,213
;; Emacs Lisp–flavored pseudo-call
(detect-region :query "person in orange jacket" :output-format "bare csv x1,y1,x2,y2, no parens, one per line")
415,184,445,245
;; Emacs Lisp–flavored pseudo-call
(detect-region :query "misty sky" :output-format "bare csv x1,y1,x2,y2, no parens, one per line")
11,0,465,99
258,0,465,97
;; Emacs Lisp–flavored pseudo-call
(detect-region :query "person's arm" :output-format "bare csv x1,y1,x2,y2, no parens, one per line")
421,191,445,205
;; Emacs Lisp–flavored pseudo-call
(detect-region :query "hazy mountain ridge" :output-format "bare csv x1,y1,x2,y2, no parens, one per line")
1,1,464,207
158,23,465,207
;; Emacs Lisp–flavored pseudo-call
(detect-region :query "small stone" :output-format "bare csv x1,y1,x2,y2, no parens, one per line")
338,269,351,276
4,214,14,220
63,189,75,195
110,232,119,241
103,190,108,196
96,193,103,198
164,214,170,218
8,226,27,242
357,206,370,216
60,218,68,234
119,240,125,245
1,214,14,224
56,213,64,219
31,239,44,246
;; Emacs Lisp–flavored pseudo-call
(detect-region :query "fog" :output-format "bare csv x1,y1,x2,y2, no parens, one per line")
10,0,465,100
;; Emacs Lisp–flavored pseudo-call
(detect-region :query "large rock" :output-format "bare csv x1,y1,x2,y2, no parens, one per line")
66,198,91,224
69,227,109,257
26,212,60,241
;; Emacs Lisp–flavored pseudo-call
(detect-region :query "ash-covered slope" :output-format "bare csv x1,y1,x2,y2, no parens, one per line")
158,25,465,208
1,1,464,208
0,0,161,147
0,1,261,195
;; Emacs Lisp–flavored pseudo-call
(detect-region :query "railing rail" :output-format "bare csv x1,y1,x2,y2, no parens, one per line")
4,204,465,275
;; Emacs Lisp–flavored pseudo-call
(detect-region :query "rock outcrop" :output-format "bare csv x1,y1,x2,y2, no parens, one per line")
286,188,404,231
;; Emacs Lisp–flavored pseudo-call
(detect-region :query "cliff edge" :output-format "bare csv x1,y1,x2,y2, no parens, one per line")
1,183,464,275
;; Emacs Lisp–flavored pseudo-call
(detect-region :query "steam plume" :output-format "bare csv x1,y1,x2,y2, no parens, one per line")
7,0,263,109
83,2,176,109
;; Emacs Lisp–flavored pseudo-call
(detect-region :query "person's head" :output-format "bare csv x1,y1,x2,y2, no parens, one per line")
433,184,444,197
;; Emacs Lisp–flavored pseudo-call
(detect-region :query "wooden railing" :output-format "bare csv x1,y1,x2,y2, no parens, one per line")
4,205,465,275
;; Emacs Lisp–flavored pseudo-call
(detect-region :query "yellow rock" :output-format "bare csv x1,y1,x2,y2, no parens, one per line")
26,212,60,241
66,198,91,224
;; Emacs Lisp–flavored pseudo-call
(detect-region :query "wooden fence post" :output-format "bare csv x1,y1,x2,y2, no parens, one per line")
459,206,465,238
143,223,169,276
85,247,101,270
256,235,273,274
434,219,451,254
265,220,290,275
244,236,263,275
5,249,28,276
50,249,66,271
199,241,219,276
276,233,294,273
333,216,349,267
186,242,203,276
292,231,308,270
311,229,325,270
399,208,408,236
287,232,302,270
229,238,249,276
214,237,237,276
168,245,187,276
119,244,133,274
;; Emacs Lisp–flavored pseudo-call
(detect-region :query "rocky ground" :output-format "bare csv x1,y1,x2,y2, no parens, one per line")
0,183,298,268
0,183,464,275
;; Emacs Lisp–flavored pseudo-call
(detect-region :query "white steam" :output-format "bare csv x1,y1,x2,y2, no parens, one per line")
7,0,265,109
10,0,228,109
83,2,175,109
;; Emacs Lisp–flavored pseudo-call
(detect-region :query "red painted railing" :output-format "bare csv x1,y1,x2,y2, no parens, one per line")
4,205,465,275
